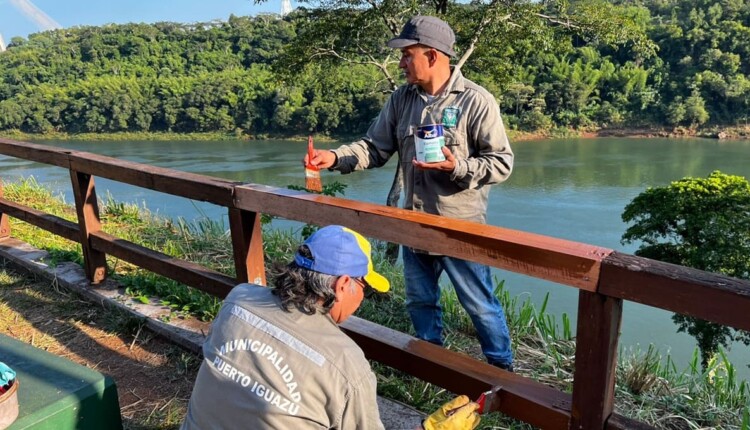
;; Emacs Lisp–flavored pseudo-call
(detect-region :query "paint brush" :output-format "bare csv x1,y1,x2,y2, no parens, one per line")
476,390,491,414
444,387,501,418
476,386,502,414
305,135,323,193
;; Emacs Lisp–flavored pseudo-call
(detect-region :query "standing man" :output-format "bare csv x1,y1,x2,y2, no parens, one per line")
181,225,480,429
306,16,514,371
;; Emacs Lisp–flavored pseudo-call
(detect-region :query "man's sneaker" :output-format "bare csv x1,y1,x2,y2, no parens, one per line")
489,361,514,372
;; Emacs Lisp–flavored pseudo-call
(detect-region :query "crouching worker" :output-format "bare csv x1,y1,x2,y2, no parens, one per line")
181,225,480,429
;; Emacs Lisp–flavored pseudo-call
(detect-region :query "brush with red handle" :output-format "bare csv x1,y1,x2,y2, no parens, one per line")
304,135,323,193
442,388,499,419
476,390,491,414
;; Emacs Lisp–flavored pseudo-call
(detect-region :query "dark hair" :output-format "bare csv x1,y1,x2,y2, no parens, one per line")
271,245,337,315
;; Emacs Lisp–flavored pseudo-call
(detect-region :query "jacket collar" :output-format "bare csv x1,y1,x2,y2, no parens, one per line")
409,66,465,97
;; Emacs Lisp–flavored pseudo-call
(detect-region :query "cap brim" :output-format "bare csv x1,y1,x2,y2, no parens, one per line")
387,37,456,57
364,270,390,293
386,37,419,49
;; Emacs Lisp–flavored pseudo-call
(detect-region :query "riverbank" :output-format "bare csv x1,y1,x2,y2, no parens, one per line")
3,124,750,143
512,124,750,141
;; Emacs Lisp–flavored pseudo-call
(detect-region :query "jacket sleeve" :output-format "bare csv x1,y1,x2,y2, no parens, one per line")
336,371,385,430
330,92,400,174
449,93,513,190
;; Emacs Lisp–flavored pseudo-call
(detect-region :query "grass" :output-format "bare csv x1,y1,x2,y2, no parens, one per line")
617,347,749,429
2,177,749,429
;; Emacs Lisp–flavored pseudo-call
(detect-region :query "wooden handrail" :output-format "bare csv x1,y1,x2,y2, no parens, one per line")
341,317,573,429
90,231,237,298
0,139,75,168
0,199,79,242
1,137,748,429
233,184,613,291
0,139,239,206
600,252,750,332
68,151,239,206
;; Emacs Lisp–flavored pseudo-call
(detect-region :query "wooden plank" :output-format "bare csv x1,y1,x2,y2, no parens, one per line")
68,152,237,206
234,184,613,291
341,317,572,429
0,181,10,239
570,291,622,430
89,231,236,298
0,210,9,239
0,199,79,242
0,138,237,206
228,208,266,285
600,252,750,332
0,138,73,168
70,171,107,283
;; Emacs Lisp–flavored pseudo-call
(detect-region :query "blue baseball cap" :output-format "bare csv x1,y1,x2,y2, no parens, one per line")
294,225,390,292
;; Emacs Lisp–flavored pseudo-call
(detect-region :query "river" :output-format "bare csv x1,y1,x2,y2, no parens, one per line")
2,136,749,379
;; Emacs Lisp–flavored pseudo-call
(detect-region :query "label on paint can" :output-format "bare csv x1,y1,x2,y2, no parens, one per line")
415,124,446,163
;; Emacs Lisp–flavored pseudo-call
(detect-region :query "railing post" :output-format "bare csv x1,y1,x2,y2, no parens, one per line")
570,290,622,429
70,171,107,283
0,180,10,239
228,208,265,285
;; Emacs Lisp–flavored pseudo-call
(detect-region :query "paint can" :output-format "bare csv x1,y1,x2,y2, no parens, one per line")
0,378,18,430
415,124,446,163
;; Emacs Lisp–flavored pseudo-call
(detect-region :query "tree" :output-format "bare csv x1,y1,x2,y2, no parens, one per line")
270,0,655,93
0,100,24,129
684,89,709,127
621,171,750,369
665,96,686,126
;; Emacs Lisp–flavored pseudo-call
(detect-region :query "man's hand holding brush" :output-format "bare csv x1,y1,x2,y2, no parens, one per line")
421,395,481,430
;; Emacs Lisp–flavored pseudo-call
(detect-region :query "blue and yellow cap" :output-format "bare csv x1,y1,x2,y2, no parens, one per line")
294,225,390,292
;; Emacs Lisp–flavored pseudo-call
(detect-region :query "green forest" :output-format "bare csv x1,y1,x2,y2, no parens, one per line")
1,0,750,137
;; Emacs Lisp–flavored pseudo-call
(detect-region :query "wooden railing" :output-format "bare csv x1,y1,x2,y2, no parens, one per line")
0,138,748,430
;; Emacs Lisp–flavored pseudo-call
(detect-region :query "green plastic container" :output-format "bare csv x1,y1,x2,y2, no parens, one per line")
0,334,123,430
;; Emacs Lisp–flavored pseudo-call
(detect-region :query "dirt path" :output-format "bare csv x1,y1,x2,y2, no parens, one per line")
0,264,200,430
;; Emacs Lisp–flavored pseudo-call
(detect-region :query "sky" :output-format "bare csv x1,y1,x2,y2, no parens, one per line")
0,0,293,42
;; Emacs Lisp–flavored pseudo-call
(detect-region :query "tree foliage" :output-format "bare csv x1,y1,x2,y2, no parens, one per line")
274,0,656,92
0,16,385,136
2,0,750,135
621,171,750,368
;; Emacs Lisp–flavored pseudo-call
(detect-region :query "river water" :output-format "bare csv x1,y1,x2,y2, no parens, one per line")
2,136,749,379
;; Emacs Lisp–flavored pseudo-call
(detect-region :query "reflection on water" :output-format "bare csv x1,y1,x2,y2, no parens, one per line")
2,136,749,379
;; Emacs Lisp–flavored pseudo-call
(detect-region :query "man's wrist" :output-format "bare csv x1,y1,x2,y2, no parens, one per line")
449,158,465,181
327,151,339,171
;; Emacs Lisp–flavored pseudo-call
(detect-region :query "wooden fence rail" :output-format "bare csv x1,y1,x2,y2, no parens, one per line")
1,138,748,429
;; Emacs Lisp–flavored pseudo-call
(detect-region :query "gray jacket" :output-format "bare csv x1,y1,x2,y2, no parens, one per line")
331,68,513,223
181,285,384,430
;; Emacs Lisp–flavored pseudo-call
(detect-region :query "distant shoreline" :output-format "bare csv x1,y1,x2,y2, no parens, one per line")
2,125,750,143
511,125,750,141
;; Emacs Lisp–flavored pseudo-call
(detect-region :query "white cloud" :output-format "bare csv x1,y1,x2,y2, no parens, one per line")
9,0,62,31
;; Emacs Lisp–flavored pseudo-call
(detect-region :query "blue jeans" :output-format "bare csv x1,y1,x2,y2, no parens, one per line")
402,246,513,366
